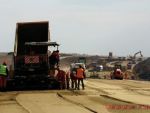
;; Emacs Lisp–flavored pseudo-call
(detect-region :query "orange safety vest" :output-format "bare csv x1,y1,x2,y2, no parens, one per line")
76,68,84,79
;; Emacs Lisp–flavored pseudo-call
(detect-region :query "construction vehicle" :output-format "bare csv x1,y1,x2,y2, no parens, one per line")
70,63,86,70
133,51,143,59
133,51,143,63
78,57,86,65
128,51,143,63
12,21,59,87
110,63,124,80
126,51,143,69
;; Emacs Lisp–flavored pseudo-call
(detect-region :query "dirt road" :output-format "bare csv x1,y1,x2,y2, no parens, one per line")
0,79,150,113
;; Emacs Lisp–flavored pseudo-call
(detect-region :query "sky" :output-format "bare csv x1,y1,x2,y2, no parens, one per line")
0,0,150,56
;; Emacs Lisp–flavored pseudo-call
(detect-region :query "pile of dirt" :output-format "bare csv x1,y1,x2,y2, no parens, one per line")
133,58,150,80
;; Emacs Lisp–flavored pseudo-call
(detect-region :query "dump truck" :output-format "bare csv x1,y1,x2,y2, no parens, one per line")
12,21,59,87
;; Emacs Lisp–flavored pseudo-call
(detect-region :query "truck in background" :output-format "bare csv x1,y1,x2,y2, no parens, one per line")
78,57,86,65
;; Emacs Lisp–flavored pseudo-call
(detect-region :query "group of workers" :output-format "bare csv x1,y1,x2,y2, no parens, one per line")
49,50,86,90
0,54,85,91
56,65,86,90
0,62,8,91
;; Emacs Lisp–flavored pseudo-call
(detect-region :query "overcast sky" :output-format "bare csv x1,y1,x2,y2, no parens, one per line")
0,0,150,56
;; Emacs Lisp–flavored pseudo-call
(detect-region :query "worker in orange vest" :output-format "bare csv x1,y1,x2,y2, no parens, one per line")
56,68,66,89
124,71,128,79
76,65,86,90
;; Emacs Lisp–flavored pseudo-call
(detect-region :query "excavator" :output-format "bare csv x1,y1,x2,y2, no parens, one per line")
133,51,143,58
127,51,143,69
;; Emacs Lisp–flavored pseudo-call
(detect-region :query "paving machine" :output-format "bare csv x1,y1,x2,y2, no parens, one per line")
11,21,60,88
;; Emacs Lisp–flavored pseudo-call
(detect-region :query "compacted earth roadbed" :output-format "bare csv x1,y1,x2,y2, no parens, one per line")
0,79,150,113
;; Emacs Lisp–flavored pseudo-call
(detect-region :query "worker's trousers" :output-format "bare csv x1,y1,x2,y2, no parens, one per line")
71,79,77,89
77,78,84,90
0,76,7,90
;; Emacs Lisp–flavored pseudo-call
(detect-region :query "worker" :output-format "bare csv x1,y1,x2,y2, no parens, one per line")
49,50,60,68
66,70,70,89
0,62,8,91
76,65,86,90
124,71,128,79
110,71,114,79
56,68,66,89
70,69,77,90
55,50,60,66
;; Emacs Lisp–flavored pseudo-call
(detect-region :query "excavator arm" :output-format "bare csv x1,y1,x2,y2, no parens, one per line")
133,51,143,58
